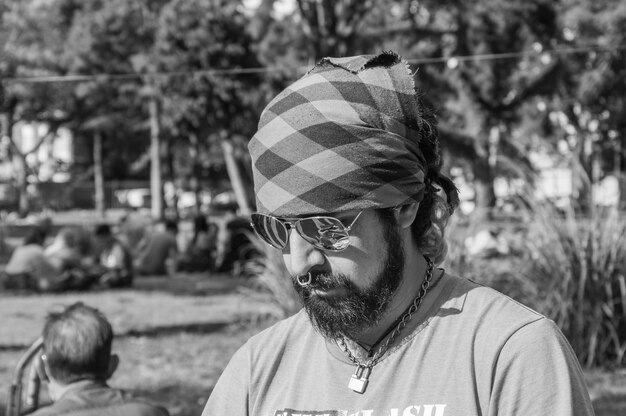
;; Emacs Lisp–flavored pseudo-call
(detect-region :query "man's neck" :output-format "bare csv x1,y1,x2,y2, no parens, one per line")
351,251,430,349
48,379,100,402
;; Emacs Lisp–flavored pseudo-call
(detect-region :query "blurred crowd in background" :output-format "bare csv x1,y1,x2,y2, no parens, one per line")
0,209,258,293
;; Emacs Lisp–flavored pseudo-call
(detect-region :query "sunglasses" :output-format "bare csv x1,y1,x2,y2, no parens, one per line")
250,211,364,251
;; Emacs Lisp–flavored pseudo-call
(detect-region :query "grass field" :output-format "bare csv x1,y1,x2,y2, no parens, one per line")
1,272,625,416
0,273,276,416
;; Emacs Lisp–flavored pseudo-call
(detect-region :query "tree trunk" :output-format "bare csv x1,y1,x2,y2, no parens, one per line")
3,111,30,218
0,114,9,252
221,139,251,215
15,152,29,218
189,133,201,216
473,157,497,219
149,95,163,220
93,131,105,218
164,138,179,219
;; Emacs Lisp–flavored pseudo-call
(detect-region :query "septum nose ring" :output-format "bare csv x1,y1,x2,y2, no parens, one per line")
296,272,312,287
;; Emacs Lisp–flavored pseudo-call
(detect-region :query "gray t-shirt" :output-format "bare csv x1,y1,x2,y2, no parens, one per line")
203,274,595,416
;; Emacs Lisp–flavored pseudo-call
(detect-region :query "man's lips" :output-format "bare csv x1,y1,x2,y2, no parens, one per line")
310,286,349,298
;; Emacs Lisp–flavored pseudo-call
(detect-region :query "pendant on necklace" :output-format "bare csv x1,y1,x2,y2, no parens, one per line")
348,365,372,394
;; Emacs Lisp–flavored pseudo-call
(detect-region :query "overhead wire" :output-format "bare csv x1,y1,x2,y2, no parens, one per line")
1,43,625,84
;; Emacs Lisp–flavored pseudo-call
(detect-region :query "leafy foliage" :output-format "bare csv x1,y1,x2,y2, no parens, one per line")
522,200,626,368
242,234,301,319
2,0,624,215
253,1,572,211
152,0,262,190
1,0,153,184
445,195,626,368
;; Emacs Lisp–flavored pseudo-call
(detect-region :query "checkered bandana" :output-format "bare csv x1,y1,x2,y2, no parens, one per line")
249,51,428,217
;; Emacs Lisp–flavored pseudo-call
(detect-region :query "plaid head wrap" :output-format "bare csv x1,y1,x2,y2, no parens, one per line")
249,51,430,217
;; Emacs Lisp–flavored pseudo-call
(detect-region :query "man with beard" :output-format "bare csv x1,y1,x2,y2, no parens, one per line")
202,52,594,416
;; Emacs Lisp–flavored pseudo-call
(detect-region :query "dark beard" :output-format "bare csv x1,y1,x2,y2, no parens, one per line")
293,212,404,340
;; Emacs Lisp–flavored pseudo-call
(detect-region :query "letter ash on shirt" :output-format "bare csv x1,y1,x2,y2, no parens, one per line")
273,404,447,416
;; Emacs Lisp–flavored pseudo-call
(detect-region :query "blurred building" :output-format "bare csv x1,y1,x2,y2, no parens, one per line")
457,149,620,215
0,121,75,210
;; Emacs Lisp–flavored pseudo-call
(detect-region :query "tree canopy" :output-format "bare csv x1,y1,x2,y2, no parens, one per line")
0,0,623,215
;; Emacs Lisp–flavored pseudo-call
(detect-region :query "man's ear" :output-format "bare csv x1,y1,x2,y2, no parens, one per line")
395,203,419,229
106,354,119,380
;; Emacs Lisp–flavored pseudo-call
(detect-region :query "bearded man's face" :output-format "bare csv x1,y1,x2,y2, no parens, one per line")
289,209,405,339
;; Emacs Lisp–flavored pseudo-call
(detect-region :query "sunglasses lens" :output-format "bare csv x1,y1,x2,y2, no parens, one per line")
297,217,350,251
251,214,289,249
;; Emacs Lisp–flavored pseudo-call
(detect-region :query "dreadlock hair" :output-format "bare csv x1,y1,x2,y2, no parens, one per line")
408,94,459,265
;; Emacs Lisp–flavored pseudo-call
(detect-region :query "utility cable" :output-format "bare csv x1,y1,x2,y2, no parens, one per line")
2,43,625,84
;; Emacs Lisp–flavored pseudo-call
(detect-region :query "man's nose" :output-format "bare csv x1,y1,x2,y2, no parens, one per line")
285,229,324,276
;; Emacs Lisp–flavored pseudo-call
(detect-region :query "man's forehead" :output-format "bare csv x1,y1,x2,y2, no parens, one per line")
275,208,361,219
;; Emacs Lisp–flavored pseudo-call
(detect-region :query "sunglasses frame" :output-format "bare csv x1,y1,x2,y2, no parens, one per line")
250,211,364,251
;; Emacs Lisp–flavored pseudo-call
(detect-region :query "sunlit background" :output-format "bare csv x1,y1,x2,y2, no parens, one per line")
0,1,624,415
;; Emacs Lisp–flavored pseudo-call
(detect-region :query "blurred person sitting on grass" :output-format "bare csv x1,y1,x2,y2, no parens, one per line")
93,224,134,288
2,228,64,292
116,209,151,252
178,214,217,272
45,227,82,272
203,51,594,416
44,226,102,291
134,219,179,276
31,302,169,416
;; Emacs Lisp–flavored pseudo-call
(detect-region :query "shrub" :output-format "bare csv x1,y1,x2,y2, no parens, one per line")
241,232,302,319
521,201,626,368
444,212,531,301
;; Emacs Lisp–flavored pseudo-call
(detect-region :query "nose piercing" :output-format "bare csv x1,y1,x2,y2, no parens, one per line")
296,272,312,287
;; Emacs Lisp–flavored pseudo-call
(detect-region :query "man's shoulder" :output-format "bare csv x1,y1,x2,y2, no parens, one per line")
438,273,547,334
428,273,567,363
444,273,543,314
30,402,168,416
30,385,169,416
115,400,170,416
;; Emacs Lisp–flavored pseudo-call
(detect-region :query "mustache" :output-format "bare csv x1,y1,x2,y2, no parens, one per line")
294,272,353,292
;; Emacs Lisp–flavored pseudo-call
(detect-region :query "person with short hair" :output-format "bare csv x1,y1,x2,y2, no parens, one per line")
31,302,169,416
203,51,594,416
93,224,134,288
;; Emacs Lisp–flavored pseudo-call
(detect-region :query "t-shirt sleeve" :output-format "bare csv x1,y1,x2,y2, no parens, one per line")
489,318,595,416
202,343,251,416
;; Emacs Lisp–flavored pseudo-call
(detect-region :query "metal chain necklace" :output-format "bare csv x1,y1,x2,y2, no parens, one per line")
338,257,435,394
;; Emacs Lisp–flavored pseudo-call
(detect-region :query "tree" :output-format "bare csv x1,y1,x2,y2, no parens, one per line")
60,0,157,203
254,0,553,213
1,0,161,216
152,0,262,215
388,0,560,214
548,0,626,210
0,0,78,215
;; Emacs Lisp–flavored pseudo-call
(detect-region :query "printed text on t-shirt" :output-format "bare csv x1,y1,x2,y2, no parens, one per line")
274,404,447,416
